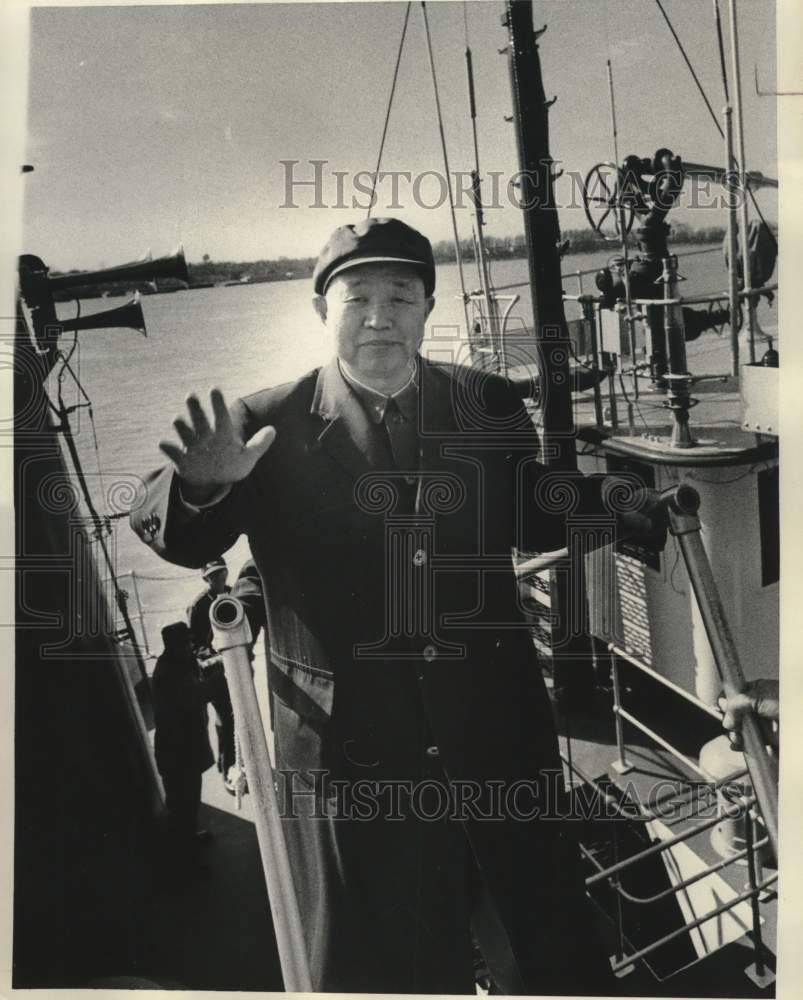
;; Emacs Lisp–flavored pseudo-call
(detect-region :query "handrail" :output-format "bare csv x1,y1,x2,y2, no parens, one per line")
614,833,769,906
585,810,725,888
211,595,312,992
492,244,724,294
628,282,777,307
660,485,779,860
610,642,725,721
609,871,777,975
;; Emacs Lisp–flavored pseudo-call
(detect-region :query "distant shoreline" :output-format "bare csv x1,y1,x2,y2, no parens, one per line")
51,224,737,300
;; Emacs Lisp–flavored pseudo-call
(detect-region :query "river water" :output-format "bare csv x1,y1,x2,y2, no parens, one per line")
55,243,774,648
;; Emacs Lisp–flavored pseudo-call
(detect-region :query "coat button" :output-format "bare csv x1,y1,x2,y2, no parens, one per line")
413,548,427,567
422,644,437,662
425,745,440,758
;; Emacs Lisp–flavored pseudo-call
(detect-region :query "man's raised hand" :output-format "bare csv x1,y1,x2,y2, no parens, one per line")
159,387,276,503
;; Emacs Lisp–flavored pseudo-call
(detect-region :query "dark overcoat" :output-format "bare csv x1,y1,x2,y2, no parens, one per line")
131,356,613,994
151,652,215,777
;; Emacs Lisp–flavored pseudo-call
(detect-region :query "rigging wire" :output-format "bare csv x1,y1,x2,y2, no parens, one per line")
366,1,412,218
652,0,777,251
655,0,723,139
420,1,469,307
56,300,108,510
713,0,731,105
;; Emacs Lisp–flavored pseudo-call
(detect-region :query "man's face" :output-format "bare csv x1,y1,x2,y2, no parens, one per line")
207,569,228,595
313,263,434,387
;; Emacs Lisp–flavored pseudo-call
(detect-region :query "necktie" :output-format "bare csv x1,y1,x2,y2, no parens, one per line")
383,396,419,479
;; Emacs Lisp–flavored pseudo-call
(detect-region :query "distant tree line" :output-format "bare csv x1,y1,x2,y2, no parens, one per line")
50,223,743,297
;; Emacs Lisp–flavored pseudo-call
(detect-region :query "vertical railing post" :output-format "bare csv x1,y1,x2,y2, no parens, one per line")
610,648,633,774
129,568,151,658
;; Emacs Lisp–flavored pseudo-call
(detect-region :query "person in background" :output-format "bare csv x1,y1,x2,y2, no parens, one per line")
719,679,779,752
152,621,219,876
187,557,237,794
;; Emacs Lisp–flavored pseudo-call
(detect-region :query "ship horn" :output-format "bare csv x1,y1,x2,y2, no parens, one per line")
48,244,189,291
57,292,148,337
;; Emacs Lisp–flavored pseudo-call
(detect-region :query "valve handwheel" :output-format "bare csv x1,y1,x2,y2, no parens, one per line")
582,162,636,242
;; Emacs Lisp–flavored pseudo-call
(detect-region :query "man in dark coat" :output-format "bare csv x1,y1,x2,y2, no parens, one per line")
152,621,219,860
131,218,656,993
187,558,237,792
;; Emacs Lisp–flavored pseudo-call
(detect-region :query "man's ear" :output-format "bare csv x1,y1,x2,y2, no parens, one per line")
312,295,328,324
424,296,435,319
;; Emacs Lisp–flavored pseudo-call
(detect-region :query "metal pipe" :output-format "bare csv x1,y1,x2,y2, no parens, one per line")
587,808,726,887
728,0,757,362
585,299,604,427
609,872,777,974
660,257,695,447
515,547,569,577
724,105,741,375
744,808,767,976
210,595,313,992
610,650,631,772
628,283,776,307
664,486,779,859
614,835,769,906
615,705,715,782
469,172,501,366
609,642,725,720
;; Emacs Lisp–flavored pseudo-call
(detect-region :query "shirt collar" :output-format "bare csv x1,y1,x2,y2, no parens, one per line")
337,357,419,424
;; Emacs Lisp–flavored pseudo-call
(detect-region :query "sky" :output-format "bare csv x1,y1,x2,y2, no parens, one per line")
17,0,780,270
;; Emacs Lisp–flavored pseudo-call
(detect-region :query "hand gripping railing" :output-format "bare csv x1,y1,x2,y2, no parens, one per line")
653,483,779,860
210,595,312,993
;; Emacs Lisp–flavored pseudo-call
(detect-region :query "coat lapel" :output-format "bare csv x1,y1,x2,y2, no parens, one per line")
418,356,461,474
309,355,461,486
310,357,389,480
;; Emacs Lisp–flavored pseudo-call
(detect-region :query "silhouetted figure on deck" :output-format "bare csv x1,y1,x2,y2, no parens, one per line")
152,621,220,875
187,558,237,793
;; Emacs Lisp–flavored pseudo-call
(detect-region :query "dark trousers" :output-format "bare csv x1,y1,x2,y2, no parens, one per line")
279,763,615,995
209,682,236,773
161,768,202,850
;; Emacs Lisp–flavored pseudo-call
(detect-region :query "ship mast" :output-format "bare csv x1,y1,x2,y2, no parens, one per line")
503,0,595,703
503,0,575,472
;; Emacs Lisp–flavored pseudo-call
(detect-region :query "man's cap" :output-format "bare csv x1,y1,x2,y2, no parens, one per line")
313,218,435,296
161,621,190,645
202,557,228,580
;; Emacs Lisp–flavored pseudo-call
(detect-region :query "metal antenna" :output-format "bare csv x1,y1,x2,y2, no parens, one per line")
606,60,639,403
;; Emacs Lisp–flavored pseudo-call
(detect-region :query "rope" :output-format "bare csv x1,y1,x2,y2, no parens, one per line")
366,2,412,217
652,0,777,251
420,1,469,303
